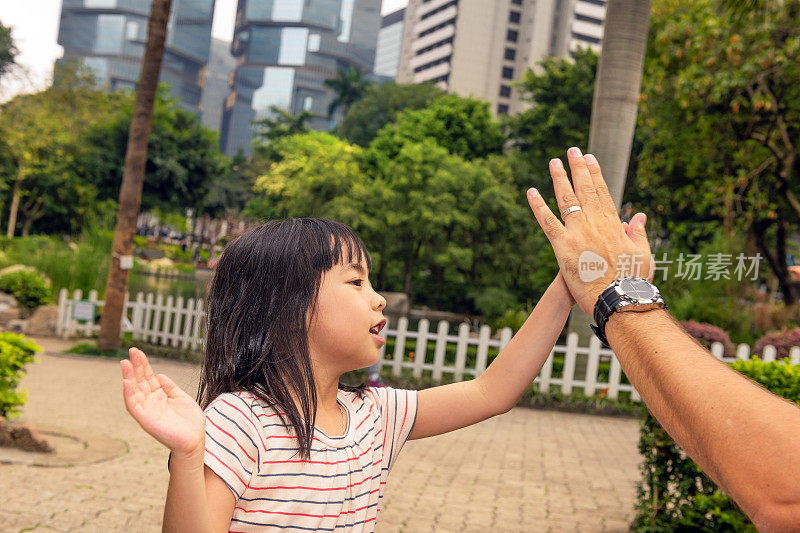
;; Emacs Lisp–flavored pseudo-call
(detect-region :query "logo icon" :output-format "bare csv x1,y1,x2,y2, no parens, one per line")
578,250,608,282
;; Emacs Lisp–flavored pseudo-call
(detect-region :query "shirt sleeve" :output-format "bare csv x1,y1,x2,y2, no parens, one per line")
203,392,263,499
370,386,418,470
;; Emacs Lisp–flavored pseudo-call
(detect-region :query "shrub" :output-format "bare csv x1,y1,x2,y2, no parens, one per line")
634,358,800,531
0,270,51,311
0,333,41,418
680,320,736,357
754,328,800,360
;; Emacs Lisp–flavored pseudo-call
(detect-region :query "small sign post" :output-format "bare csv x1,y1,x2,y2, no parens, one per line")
72,300,95,322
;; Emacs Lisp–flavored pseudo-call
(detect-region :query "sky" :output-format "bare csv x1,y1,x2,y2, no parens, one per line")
0,0,408,101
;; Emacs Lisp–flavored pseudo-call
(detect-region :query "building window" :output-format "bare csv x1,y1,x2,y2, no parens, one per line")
572,31,601,44
575,13,603,25
506,29,518,42
125,21,139,41
497,104,509,114
94,15,126,55
504,47,516,60
509,11,521,24
499,85,511,97
501,66,514,79
511,0,523,4
307,33,321,52
582,0,607,6
303,96,313,111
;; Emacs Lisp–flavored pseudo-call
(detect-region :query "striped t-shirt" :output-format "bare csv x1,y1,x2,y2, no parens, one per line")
203,387,418,532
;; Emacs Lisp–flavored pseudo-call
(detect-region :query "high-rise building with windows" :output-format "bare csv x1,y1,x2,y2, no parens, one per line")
373,8,405,78
220,0,381,155
396,0,606,116
199,37,237,132
57,0,215,113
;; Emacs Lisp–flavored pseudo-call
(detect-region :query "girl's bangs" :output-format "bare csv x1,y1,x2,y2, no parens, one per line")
316,221,372,273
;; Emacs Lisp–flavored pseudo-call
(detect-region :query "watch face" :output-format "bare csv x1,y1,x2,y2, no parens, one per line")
619,278,656,300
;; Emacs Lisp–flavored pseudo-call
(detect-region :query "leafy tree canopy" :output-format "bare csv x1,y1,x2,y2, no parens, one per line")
80,84,227,213
368,94,505,162
0,64,117,235
323,66,370,117
505,47,597,185
0,21,17,79
636,0,800,300
337,81,445,147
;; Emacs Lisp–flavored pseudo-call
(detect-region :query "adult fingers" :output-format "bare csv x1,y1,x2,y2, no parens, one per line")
549,158,586,226
527,187,566,243
566,147,603,216
584,154,618,219
627,212,650,249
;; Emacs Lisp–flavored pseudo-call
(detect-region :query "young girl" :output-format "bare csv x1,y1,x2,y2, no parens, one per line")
121,217,574,532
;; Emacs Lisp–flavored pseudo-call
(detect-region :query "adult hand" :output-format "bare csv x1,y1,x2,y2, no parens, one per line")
526,147,653,316
121,347,206,457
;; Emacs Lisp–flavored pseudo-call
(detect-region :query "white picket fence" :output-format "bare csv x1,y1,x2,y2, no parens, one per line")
56,288,205,351
55,288,797,402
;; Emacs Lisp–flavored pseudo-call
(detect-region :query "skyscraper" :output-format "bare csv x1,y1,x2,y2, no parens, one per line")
373,8,405,78
219,0,381,155
57,0,215,113
396,0,607,116
199,37,238,132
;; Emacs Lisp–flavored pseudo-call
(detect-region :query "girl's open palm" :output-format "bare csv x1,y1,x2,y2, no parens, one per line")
121,347,205,455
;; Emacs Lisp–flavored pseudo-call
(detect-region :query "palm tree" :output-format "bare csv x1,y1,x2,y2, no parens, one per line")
323,66,369,118
97,0,172,350
253,105,313,142
568,0,653,355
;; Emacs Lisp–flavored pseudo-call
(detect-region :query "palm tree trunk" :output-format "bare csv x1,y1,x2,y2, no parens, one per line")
5,177,20,237
97,0,172,350
569,0,653,363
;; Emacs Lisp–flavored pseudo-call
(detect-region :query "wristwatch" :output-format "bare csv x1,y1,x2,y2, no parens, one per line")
590,277,667,349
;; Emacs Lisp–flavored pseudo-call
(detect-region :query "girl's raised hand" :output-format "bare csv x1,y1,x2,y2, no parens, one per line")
121,347,205,456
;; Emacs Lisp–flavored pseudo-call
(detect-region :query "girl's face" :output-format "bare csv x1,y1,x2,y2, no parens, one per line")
307,259,387,374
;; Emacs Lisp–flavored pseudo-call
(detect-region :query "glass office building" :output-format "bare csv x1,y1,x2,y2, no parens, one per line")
220,0,381,155
57,0,214,113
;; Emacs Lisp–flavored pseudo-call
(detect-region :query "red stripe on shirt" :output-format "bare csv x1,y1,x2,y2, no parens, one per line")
206,448,248,489
206,414,256,463
220,398,268,452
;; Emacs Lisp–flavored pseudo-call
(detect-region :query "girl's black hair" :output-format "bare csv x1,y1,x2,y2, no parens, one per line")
197,218,371,459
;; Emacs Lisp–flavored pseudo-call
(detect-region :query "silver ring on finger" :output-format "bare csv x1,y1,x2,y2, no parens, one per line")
560,205,583,219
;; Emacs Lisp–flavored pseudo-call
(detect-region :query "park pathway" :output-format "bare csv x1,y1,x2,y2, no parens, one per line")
0,338,641,532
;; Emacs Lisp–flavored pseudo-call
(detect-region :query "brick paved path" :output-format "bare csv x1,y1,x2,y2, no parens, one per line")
0,339,641,532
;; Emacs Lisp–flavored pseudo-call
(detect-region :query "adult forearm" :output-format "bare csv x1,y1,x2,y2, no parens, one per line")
606,309,800,529
478,277,573,413
162,449,215,533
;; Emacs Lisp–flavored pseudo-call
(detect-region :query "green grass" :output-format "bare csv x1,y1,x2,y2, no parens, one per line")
0,224,112,299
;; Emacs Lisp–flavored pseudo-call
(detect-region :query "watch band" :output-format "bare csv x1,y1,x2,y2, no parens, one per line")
591,284,621,349
591,277,667,350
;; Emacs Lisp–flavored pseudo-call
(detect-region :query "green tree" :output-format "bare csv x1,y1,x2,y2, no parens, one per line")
201,151,255,218
0,21,18,79
636,0,800,302
245,131,532,315
368,94,505,162
337,81,444,147
253,106,313,143
323,66,370,118
0,65,116,236
505,48,597,189
246,131,366,221
80,85,225,213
